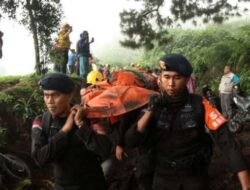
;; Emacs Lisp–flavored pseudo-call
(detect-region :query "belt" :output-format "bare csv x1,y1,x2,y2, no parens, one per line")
156,147,212,170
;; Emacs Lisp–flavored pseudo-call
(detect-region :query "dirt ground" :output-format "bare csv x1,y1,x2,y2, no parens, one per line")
208,123,250,190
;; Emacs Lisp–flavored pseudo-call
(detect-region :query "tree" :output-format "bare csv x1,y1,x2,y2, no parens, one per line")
120,0,250,49
137,22,250,93
0,0,63,74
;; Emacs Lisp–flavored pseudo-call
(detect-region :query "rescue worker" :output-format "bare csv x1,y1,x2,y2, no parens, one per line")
31,73,111,190
105,109,154,190
125,54,250,190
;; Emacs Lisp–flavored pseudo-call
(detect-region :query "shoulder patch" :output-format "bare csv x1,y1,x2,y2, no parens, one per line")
202,97,227,130
32,119,42,130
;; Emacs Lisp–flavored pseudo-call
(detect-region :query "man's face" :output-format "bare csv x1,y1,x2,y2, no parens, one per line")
224,66,230,74
43,90,72,117
159,70,189,98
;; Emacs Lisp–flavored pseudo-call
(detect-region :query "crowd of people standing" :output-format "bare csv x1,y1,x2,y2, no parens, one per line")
52,23,112,83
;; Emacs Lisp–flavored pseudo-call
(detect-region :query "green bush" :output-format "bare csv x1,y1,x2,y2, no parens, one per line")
0,74,45,124
139,22,250,94
0,94,14,104
12,89,45,120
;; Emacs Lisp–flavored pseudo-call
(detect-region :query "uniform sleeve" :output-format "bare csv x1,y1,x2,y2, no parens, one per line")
124,110,150,149
111,110,140,147
210,124,248,173
76,123,113,161
124,123,146,148
31,115,69,167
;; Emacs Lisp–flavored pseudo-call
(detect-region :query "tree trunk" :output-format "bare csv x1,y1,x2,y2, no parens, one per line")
26,0,40,74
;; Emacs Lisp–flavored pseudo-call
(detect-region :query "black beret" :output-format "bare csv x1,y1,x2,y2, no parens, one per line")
39,73,74,94
160,54,193,76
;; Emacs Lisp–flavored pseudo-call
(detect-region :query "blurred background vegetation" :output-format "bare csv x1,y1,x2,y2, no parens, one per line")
134,21,250,95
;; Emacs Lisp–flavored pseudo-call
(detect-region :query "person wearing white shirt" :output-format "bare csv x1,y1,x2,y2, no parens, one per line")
219,65,240,119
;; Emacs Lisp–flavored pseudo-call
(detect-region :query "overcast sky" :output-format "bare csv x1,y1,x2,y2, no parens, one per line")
0,0,139,76
0,0,248,76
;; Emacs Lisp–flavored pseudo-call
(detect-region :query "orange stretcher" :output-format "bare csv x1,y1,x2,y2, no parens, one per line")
81,70,159,119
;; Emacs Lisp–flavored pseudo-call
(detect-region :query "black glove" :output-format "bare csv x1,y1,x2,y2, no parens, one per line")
147,94,164,111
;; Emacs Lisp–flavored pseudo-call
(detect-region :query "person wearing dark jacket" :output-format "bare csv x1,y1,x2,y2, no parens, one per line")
31,73,111,190
76,31,94,79
101,109,153,190
124,54,250,190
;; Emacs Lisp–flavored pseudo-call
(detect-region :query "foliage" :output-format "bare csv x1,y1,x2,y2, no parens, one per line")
12,89,45,121
0,76,20,83
136,44,165,69
0,77,20,104
0,0,63,74
137,22,250,94
120,0,250,49
237,69,250,95
0,94,14,104
0,74,45,123
12,76,45,121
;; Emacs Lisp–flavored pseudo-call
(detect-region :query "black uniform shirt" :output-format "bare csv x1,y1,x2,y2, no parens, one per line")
125,93,248,174
31,113,110,190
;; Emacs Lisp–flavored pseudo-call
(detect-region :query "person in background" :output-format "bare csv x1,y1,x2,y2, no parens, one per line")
90,55,99,72
0,30,4,59
219,65,240,119
67,49,77,75
103,64,111,80
55,23,72,74
88,53,94,72
31,73,109,190
125,54,250,190
76,30,94,80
